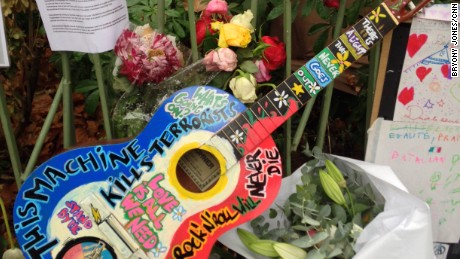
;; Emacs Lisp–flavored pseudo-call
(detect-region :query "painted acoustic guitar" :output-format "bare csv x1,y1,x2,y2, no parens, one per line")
13,1,430,258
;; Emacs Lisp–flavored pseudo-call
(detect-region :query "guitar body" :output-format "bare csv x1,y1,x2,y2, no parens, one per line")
13,86,283,259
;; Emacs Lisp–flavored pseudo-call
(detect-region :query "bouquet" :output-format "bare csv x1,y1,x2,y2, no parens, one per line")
237,155,383,259
113,24,185,87
196,0,287,103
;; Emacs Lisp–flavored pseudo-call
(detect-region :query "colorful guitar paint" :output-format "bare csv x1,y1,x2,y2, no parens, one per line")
13,1,429,258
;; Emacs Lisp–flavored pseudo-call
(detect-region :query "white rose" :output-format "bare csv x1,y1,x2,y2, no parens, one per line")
230,10,254,33
229,74,257,103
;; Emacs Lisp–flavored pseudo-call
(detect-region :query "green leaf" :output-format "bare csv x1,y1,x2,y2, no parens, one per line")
267,5,284,21
308,23,330,36
240,60,259,74
165,9,181,18
301,214,320,226
346,0,363,25
172,20,185,38
332,204,347,222
308,248,327,259
112,77,132,92
302,0,316,17
313,28,330,54
327,247,343,258
291,232,328,249
317,205,331,220
269,208,278,219
75,79,98,93
85,90,100,115
316,0,331,20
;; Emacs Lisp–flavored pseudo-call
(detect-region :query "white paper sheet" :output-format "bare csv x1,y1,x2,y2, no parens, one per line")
366,118,460,243
36,0,129,53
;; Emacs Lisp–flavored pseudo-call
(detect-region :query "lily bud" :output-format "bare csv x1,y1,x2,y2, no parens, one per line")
319,169,346,206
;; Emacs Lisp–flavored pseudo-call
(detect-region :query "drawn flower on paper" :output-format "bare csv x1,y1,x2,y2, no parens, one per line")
308,82,321,94
274,90,288,109
369,6,386,24
331,51,351,72
231,130,244,144
172,206,187,221
153,242,168,257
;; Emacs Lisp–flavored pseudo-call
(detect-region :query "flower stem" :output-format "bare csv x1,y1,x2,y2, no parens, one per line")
315,0,346,150
0,197,14,249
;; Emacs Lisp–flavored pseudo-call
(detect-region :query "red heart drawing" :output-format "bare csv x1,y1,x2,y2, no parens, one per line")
398,87,414,106
416,66,432,82
441,64,450,79
407,34,428,58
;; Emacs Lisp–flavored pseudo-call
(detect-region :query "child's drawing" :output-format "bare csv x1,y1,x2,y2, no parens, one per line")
393,18,460,124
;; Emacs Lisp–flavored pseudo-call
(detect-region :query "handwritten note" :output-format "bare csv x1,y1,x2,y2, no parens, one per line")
36,0,129,53
393,18,460,124
366,118,460,243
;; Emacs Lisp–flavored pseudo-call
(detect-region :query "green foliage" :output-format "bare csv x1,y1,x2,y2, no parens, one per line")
127,0,189,39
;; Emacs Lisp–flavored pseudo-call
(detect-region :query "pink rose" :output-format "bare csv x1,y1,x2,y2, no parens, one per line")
254,60,271,82
204,0,228,17
203,48,237,71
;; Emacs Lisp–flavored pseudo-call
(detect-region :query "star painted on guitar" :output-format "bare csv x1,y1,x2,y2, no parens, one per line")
291,82,305,96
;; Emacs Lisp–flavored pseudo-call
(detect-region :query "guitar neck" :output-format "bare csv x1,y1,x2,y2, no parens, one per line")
213,2,400,160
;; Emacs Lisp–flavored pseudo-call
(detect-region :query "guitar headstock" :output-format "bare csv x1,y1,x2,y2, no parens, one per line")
384,0,433,23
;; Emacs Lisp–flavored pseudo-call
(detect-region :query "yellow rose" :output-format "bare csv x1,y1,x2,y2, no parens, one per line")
230,10,254,32
218,23,251,48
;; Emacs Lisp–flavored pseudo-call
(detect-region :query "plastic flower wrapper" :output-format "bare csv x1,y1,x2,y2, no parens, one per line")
112,58,221,138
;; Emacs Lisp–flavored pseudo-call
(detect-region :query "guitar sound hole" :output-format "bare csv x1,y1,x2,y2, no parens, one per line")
176,148,221,193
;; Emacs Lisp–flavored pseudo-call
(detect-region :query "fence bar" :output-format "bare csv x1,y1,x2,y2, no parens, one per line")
0,83,23,188
187,0,199,62
283,0,292,175
315,0,346,150
157,0,165,33
92,53,113,140
61,52,75,148
23,80,64,180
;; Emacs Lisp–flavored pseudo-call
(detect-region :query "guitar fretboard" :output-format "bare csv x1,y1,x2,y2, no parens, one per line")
210,2,399,160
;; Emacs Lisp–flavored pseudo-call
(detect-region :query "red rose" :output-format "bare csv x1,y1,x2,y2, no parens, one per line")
323,0,339,9
261,36,286,71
